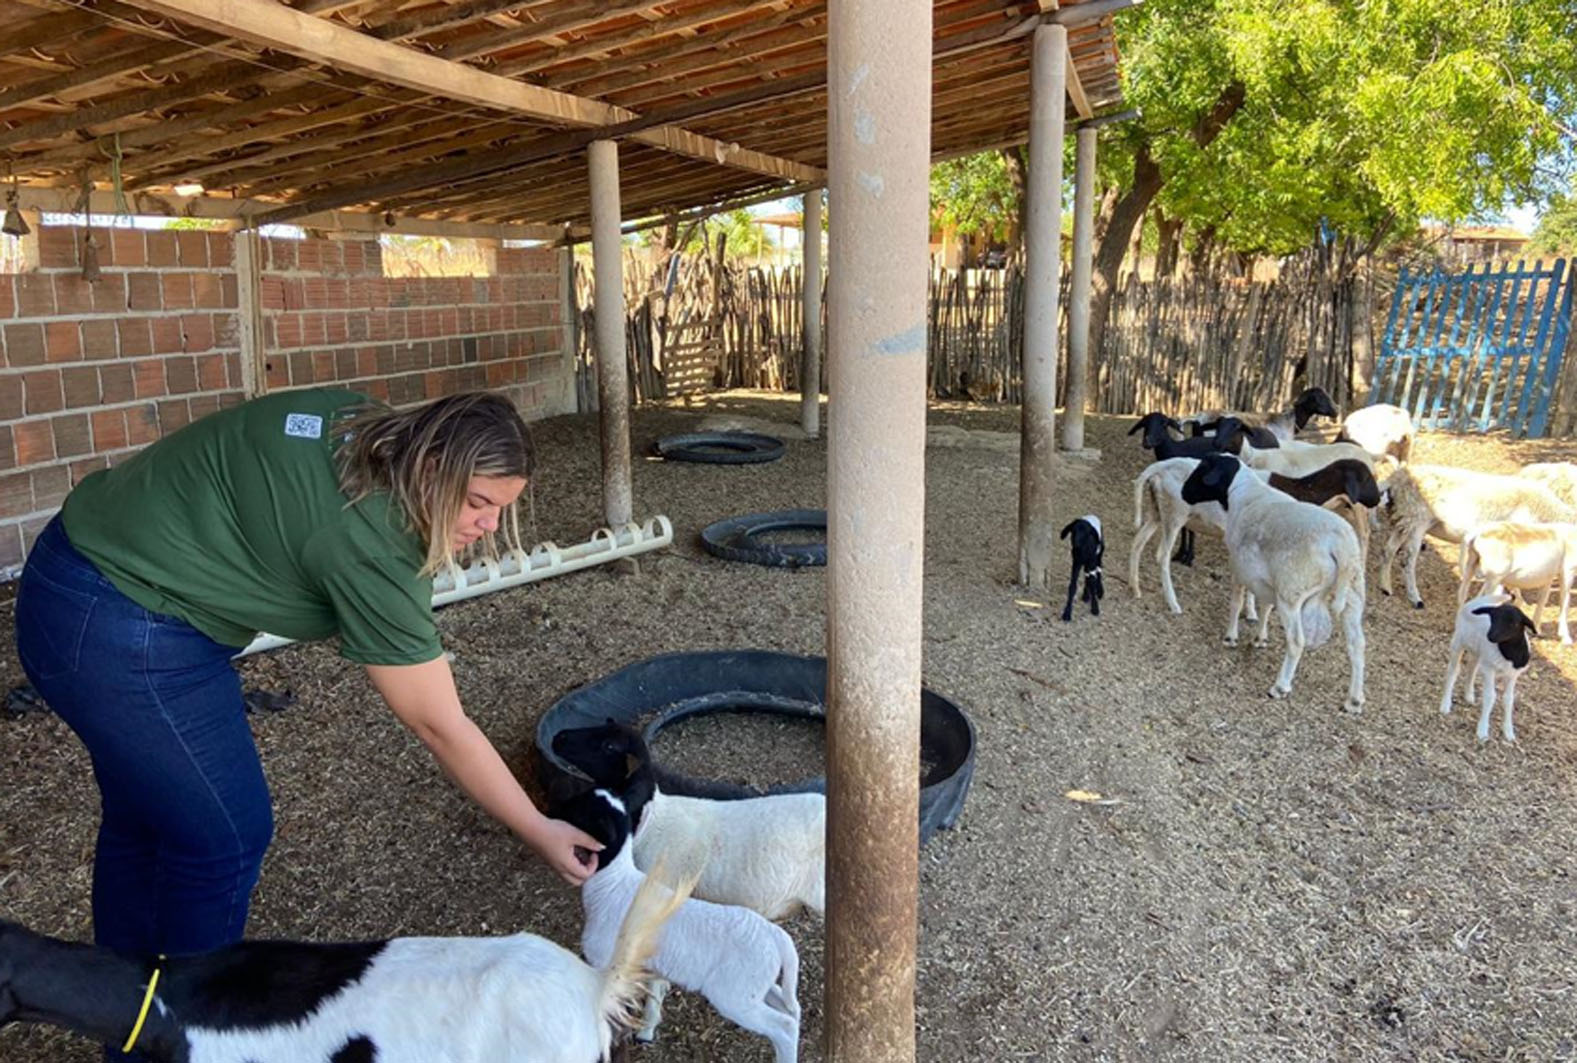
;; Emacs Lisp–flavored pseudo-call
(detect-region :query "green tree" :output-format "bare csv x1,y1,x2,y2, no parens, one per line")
1087,0,1575,352
1528,192,1577,256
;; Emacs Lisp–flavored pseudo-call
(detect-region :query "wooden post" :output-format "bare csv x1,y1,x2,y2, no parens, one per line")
801,187,824,438
1062,123,1096,451
589,139,633,530
234,228,267,397
1019,22,1066,587
824,0,929,1059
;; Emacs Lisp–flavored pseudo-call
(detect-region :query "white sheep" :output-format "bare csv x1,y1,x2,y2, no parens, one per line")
1238,438,1377,478
1380,465,1575,607
1181,454,1367,711
1457,521,1577,644
1440,594,1538,742
551,722,824,920
0,864,695,1063
1517,461,1577,508
1129,457,1259,620
1338,403,1415,466
563,788,802,1063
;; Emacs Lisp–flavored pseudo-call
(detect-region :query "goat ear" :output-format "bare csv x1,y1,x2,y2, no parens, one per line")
1166,417,1183,433
1060,520,1077,540
1127,417,1147,436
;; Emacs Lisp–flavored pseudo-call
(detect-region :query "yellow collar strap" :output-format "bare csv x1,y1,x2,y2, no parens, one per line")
121,957,165,1055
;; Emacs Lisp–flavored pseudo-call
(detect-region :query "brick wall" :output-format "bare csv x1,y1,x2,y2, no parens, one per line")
0,224,570,579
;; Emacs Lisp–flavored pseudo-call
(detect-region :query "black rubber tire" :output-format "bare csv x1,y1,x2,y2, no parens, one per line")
653,431,785,464
534,650,976,846
700,509,826,568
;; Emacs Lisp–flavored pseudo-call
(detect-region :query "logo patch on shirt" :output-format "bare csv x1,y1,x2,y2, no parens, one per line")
284,413,324,439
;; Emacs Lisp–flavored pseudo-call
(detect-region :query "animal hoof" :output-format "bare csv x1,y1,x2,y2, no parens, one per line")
1476,730,1490,744
1223,636,1239,647
1412,600,1425,610
1251,637,1269,649
1267,686,1290,700
1344,698,1364,715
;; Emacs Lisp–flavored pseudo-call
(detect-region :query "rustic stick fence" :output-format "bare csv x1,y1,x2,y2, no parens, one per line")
573,243,1573,438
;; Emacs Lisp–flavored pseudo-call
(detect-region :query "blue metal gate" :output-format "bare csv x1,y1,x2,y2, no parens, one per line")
1370,258,1572,437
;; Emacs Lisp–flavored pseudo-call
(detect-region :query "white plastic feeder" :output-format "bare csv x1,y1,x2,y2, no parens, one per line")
236,515,674,658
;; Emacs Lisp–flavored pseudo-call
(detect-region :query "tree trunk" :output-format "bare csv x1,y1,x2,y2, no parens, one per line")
1002,144,1029,253
1087,82,1246,362
1155,213,1183,277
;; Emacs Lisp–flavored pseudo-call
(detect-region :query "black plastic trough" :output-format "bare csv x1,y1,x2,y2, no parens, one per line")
534,650,975,846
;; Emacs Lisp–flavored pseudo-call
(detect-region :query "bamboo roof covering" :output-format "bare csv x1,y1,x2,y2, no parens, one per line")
0,0,1126,237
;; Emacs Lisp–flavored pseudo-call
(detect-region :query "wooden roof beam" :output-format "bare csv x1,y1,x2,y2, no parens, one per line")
436,1,673,62
115,0,823,186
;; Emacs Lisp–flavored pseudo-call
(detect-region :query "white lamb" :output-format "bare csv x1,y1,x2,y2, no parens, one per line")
1457,521,1577,644
1181,454,1367,711
562,788,802,1063
1440,594,1538,743
1517,461,1577,508
1338,403,1415,466
552,721,824,921
1380,465,1574,607
1129,457,1259,619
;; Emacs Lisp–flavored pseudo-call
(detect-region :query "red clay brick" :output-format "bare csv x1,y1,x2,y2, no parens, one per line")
62,366,100,408
196,353,226,392
191,273,225,309
188,393,220,420
266,239,295,270
157,398,191,434
301,313,325,346
54,275,95,315
311,350,335,380
117,318,152,357
287,350,314,384
213,313,239,348
145,231,178,267
180,314,214,353
164,356,197,395
361,377,389,401
207,233,233,269
341,242,365,273
126,272,163,311
176,231,209,268
362,242,383,275
127,403,160,445
0,522,22,569
14,420,55,465
45,321,82,362
0,376,21,420
3,322,46,367
31,464,70,509
53,413,91,458
91,273,128,315
15,274,55,317
221,275,239,308
223,352,243,389
91,409,129,451
150,317,183,354
297,241,323,272
260,277,286,310
0,276,14,318
70,456,109,486
110,229,147,267
80,319,118,358
0,472,31,518
264,358,288,390
274,314,302,348
334,349,356,379
99,364,133,404
22,370,63,416
161,274,194,310
37,226,78,269
132,359,165,399
0,425,13,471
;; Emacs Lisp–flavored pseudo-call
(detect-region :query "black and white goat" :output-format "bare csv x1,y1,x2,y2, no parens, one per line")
0,865,695,1062
1059,515,1104,622
1440,594,1538,743
1129,413,1247,564
1184,386,1339,447
555,788,801,1062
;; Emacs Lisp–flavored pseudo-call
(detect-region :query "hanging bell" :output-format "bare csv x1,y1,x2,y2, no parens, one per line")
2,189,28,238
81,230,101,282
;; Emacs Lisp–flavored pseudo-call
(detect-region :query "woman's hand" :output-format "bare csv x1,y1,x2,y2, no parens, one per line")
525,816,604,886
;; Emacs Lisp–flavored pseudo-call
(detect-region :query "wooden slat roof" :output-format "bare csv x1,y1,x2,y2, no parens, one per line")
0,0,1125,235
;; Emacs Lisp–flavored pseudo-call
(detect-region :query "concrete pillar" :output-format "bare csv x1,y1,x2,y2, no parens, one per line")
824,1,930,1060
557,243,579,415
800,188,824,439
588,139,632,528
1018,22,1066,588
1062,124,1096,451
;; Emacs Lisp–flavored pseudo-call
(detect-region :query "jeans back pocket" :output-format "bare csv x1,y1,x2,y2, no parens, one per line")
16,565,98,683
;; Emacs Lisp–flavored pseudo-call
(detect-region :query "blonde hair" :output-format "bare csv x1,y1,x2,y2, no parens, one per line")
335,391,534,576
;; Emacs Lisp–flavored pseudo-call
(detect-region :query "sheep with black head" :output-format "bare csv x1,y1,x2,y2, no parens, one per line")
1441,594,1540,743
1059,515,1104,622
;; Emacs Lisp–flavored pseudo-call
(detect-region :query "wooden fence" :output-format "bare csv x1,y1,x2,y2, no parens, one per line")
572,244,1577,437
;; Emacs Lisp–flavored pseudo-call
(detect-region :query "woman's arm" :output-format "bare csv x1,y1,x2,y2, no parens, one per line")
364,656,601,885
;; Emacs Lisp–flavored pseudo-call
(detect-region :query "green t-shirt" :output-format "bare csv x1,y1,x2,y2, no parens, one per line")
61,388,442,666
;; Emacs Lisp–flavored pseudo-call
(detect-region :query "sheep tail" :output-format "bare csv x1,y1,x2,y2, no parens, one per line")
595,848,703,1038
1134,465,1158,530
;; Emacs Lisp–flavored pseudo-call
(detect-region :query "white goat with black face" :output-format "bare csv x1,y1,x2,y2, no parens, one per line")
1440,594,1539,743
1181,454,1367,712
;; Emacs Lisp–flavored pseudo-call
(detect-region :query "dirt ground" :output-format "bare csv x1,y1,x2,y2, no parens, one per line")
2,391,1575,1062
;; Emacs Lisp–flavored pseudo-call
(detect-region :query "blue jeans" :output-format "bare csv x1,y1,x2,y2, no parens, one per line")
14,517,273,965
